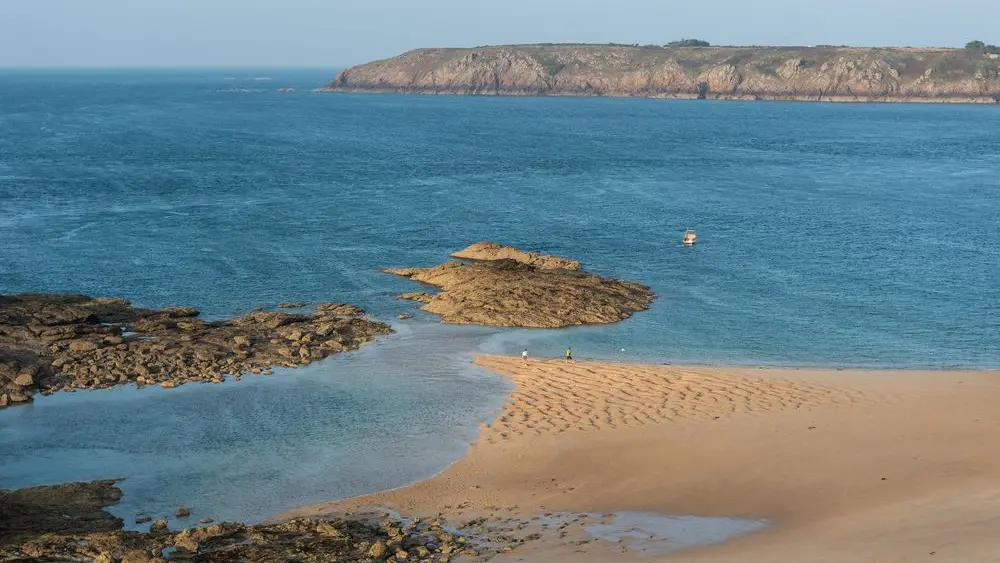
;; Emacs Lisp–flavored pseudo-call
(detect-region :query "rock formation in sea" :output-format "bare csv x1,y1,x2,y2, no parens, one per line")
321,44,1000,103
0,480,124,543
0,481,526,562
0,294,393,408
451,241,581,270
385,242,654,328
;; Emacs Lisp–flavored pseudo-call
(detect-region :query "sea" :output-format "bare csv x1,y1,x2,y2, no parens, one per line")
1,69,998,526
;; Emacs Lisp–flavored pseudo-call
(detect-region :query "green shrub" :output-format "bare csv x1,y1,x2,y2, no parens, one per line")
667,39,711,48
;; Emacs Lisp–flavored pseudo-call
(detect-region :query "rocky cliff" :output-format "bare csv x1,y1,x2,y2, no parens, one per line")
322,44,1000,103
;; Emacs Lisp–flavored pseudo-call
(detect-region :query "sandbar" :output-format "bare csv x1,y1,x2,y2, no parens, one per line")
288,356,1000,562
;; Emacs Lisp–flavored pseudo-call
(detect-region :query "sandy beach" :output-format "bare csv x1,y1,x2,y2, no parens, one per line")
286,356,1000,562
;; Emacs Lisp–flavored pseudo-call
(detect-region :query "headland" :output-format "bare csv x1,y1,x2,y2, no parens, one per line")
321,44,1000,103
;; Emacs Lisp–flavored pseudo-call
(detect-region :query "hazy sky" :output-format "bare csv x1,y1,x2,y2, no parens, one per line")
2,0,997,68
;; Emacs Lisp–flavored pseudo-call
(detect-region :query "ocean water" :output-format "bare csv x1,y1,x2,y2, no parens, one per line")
1,69,999,523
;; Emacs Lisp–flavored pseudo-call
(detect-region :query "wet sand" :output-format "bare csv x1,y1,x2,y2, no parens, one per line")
286,356,1000,562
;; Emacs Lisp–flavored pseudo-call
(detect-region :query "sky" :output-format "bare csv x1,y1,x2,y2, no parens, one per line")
1,0,998,68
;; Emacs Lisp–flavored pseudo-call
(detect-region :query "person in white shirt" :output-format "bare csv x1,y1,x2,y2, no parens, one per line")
521,348,529,363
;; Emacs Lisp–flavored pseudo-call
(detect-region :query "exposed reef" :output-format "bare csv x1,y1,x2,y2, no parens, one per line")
385,243,653,328
0,294,392,408
0,481,529,562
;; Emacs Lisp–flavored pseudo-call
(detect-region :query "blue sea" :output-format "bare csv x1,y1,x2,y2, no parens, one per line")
1,69,998,525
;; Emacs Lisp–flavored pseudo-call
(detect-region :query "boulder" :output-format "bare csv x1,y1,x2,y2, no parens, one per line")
175,506,191,517
398,292,434,303
367,540,388,559
69,339,100,352
8,392,30,403
277,302,307,309
173,533,199,552
150,519,169,533
13,372,33,386
315,303,365,316
122,550,154,563
316,521,344,538
161,306,200,318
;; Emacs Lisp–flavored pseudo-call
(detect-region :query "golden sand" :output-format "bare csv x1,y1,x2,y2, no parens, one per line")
287,356,1000,562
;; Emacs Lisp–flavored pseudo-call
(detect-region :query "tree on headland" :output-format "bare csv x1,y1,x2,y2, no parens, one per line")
667,39,710,47
965,40,999,54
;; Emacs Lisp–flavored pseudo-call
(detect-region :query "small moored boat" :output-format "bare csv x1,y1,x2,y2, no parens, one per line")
682,228,697,245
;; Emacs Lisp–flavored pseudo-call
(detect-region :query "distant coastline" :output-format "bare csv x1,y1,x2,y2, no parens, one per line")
320,44,1000,104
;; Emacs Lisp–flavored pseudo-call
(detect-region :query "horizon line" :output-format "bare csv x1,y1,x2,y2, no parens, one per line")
0,65,345,71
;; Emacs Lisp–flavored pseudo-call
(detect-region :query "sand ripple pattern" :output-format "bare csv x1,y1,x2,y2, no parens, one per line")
475,357,869,440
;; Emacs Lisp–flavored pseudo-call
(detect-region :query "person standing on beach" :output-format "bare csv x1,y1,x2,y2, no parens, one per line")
522,348,529,363
565,347,573,361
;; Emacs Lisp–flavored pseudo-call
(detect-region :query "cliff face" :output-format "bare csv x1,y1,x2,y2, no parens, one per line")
322,45,1000,103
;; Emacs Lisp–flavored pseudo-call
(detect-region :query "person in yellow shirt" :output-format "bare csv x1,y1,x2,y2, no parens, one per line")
565,347,573,361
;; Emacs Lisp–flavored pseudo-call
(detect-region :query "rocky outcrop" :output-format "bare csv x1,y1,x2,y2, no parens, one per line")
451,241,581,270
0,294,392,408
0,480,123,544
386,243,653,328
322,45,1000,103
0,481,527,562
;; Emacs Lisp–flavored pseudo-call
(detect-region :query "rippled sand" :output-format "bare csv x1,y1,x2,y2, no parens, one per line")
479,357,870,440
291,357,1000,562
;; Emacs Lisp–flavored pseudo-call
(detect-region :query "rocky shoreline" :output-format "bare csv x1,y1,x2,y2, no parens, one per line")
0,294,392,408
321,44,1000,104
0,481,531,562
386,242,654,328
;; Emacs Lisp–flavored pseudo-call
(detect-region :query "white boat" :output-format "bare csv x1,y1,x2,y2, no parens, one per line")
682,228,697,245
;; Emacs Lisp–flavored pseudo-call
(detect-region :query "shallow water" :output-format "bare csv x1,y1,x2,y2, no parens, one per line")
1,69,999,523
0,321,510,526
585,512,769,556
